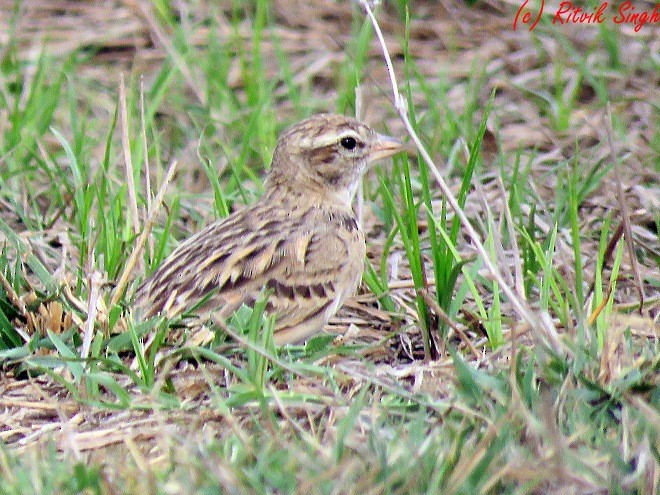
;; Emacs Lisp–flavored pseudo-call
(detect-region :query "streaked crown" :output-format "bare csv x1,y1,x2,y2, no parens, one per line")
266,114,404,205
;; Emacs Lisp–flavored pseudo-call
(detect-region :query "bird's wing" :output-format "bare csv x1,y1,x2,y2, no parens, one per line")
134,205,364,343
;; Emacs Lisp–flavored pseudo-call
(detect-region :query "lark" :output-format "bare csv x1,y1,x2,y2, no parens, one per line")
134,114,405,344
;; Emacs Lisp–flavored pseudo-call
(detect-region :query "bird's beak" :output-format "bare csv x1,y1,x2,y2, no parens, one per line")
368,133,411,162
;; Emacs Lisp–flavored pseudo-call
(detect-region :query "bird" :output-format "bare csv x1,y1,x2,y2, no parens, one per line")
134,113,405,345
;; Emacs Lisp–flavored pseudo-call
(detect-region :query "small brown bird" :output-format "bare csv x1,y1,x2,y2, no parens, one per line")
134,114,405,344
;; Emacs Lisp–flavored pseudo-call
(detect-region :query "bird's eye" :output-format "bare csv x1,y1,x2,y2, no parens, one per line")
340,136,358,150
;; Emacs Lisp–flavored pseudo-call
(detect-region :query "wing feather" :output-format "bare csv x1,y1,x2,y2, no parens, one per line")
135,203,364,343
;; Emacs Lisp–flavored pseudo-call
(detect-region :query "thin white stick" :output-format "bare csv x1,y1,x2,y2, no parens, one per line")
355,85,364,227
497,177,526,300
81,270,103,360
139,77,154,263
119,75,141,236
359,0,562,353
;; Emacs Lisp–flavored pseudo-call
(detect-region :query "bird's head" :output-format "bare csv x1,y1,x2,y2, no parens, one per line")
267,114,406,206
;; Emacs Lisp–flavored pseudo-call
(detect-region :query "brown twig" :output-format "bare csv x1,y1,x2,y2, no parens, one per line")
586,221,625,301
605,104,645,313
419,289,481,360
